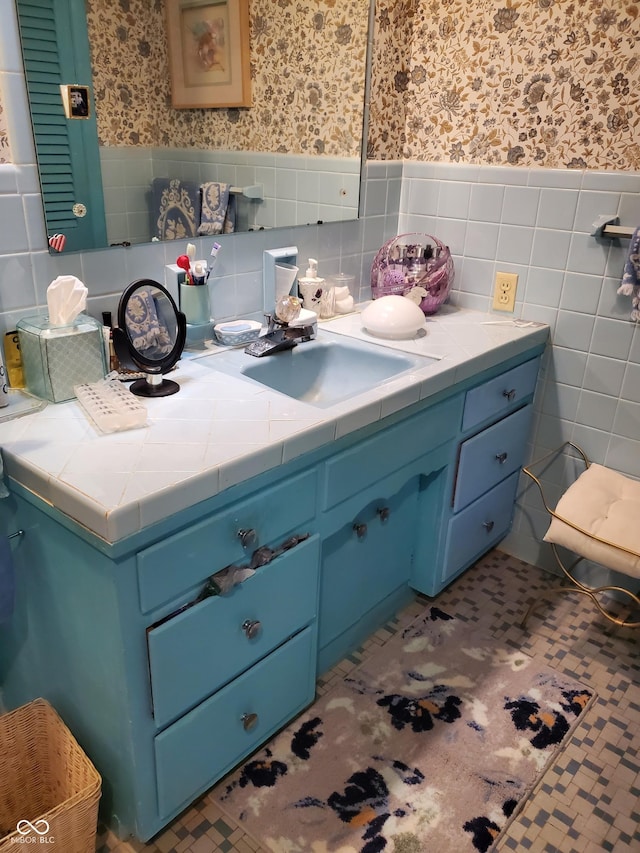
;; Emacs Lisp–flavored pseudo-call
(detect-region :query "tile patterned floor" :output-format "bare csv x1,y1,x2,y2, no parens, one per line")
97,549,640,853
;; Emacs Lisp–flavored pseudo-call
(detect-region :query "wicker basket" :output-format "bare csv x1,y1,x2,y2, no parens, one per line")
0,698,101,853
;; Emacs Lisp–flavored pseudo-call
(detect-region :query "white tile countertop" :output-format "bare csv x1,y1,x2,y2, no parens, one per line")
0,306,548,544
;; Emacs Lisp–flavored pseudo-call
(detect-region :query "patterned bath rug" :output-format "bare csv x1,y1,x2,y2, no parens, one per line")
213,606,594,853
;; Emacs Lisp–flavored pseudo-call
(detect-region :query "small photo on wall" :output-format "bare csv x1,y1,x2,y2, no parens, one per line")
60,85,91,119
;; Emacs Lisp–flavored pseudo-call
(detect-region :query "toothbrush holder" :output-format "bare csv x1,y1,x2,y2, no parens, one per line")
180,281,211,325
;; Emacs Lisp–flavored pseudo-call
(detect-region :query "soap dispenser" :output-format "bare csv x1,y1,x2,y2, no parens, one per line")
298,259,334,318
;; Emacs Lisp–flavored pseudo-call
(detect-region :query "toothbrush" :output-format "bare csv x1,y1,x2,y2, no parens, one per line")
210,241,221,266
183,242,196,283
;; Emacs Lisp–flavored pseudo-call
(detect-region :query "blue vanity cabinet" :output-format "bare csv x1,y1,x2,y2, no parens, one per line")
317,395,463,672
0,469,322,843
0,341,546,843
415,355,541,596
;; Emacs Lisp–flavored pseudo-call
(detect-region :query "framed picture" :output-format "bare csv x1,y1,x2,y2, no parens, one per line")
166,0,251,109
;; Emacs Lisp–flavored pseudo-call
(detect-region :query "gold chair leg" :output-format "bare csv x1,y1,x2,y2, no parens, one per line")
520,586,640,629
521,545,640,629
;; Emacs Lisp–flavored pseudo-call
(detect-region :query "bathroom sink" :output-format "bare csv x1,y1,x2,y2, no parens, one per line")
197,335,437,407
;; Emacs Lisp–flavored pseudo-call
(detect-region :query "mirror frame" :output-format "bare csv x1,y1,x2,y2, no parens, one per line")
114,278,187,397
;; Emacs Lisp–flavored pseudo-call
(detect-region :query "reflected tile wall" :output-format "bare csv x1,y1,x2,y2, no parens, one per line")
99,148,361,244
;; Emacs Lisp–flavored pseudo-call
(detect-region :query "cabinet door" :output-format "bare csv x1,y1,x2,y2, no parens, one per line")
319,477,419,657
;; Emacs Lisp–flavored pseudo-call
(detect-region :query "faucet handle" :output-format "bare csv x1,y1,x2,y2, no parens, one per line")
275,295,302,324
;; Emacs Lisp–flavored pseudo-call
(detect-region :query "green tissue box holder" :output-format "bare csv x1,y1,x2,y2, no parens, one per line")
17,313,107,403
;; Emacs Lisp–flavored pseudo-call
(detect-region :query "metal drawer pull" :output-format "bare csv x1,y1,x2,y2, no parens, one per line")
483,520,495,532
503,388,516,401
377,506,390,522
495,452,508,464
242,619,262,639
241,712,258,731
353,522,368,539
237,528,257,549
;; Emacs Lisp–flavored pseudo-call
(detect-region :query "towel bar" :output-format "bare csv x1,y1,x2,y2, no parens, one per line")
601,224,634,238
229,184,264,200
591,215,635,239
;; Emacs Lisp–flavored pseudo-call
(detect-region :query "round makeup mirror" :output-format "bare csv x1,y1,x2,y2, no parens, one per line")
113,279,186,397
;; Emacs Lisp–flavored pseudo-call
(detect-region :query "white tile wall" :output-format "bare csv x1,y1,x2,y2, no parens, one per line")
399,161,640,570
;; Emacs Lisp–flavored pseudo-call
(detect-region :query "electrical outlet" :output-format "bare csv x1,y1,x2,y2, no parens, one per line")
492,271,518,312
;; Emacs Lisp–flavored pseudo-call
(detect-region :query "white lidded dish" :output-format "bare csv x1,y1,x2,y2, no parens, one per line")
214,319,262,346
360,295,427,339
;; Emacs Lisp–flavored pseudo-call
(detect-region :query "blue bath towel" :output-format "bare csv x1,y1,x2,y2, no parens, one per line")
198,182,236,235
617,226,640,321
0,536,15,624
152,178,200,241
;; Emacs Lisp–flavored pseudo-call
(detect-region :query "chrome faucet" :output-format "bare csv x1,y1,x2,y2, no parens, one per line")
245,297,315,357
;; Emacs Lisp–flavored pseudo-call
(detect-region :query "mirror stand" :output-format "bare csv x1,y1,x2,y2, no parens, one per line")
113,279,186,398
129,370,181,398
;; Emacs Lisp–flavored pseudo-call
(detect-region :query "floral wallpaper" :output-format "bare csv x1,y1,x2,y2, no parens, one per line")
0,91,11,163
369,0,640,170
86,0,368,158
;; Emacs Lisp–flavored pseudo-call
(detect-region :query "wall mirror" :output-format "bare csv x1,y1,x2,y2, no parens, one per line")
15,0,372,254
113,279,186,397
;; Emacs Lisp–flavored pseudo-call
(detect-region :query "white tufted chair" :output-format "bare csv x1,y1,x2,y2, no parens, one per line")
522,441,640,628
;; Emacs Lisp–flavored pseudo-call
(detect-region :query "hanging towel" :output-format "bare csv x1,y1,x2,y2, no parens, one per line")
125,289,174,358
617,226,640,321
198,182,235,235
0,536,15,624
152,178,200,241
223,192,237,234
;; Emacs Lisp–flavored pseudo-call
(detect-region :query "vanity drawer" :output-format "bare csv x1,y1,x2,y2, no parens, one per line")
322,394,462,509
154,624,316,820
137,468,317,613
148,534,320,729
453,404,531,512
462,357,539,432
443,472,519,583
